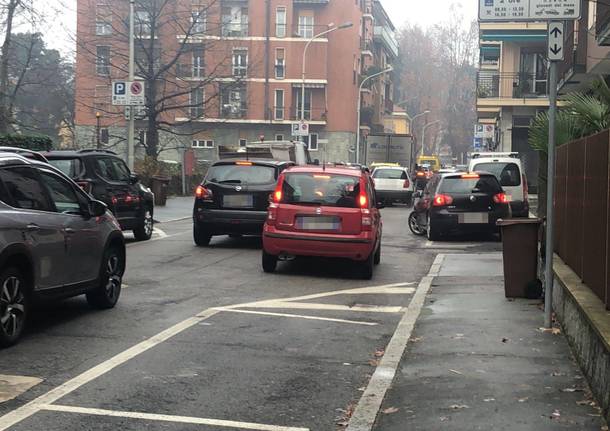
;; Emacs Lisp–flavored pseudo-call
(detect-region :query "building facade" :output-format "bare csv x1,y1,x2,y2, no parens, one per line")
74,0,398,164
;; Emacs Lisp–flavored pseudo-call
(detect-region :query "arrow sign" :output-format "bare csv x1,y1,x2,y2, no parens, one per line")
548,22,565,61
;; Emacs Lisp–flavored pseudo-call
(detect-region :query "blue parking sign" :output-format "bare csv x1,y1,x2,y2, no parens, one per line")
114,82,126,95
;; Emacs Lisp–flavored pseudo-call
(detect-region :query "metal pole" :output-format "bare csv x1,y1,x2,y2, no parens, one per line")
96,112,101,149
181,147,187,196
544,61,558,329
127,0,135,170
421,120,440,158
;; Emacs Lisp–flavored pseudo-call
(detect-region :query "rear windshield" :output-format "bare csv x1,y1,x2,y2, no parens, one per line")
206,164,276,185
473,162,521,187
282,173,361,207
47,158,83,179
373,169,407,180
439,176,502,194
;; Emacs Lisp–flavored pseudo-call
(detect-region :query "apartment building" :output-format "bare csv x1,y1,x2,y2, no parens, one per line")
476,21,550,188
74,0,398,163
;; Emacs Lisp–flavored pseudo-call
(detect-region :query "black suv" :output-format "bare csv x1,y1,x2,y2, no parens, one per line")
193,159,294,246
44,150,155,241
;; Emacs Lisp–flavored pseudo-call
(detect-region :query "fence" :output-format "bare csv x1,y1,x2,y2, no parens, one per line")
554,130,610,309
476,72,548,99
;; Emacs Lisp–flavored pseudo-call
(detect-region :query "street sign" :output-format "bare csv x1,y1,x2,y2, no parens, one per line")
112,80,146,106
292,121,309,137
548,22,565,61
479,0,581,22
473,137,483,151
474,124,495,139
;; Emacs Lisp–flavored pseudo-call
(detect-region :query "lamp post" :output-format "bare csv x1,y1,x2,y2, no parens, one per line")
356,66,393,164
405,110,429,168
421,120,440,157
127,0,135,170
95,112,101,149
301,22,353,122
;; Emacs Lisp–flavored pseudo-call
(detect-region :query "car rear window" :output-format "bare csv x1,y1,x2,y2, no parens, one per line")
47,158,83,179
473,162,521,187
439,175,502,194
207,163,276,185
373,169,407,180
282,173,361,207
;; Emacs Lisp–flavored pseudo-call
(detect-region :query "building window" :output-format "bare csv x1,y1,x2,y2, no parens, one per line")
138,130,148,147
222,6,248,37
276,7,286,37
189,88,204,118
191,9,206,35
232,49,248,77
221,84,246,118
275,134,284,141
275,48,285,79
298,14,314,38
100,128,109,144
239,138,247,147
293,88,312,120
192,139,214,148
134,10,152,37
274,89,284,120
192,47,204,77
96,46,110,75
135,46,161,74
302,133,318,151
95,4,112,36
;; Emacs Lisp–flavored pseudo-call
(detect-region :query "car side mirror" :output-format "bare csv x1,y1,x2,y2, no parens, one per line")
129,173,139,184
89,199,107,217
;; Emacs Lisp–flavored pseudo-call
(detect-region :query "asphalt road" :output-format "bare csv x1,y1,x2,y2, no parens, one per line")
0,207,501,431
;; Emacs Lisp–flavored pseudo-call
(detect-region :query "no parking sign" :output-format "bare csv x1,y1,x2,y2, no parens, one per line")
112,80,146,105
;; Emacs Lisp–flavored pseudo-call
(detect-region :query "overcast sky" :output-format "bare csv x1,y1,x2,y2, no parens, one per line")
44,0,478,56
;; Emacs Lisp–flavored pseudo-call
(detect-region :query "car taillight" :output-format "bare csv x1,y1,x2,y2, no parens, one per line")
433,194,453,206
361,208,372,231
403,179,410,188
111,196,118,205
416,171,425,178
493,192,510,204
267,202,278,226
273,176,284,203
195,185,213,201
77,181,92,194
359,193,368,208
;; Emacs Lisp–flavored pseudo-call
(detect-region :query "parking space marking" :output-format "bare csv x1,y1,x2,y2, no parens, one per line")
152,227,167,238
0,376,43,403
242,302,403,313
214,308,379,326
40,405,309,431
346,254,445,431
424,240,476,249
126,230,190,248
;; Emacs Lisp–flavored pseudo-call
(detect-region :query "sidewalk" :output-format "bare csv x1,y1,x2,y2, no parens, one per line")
153,195,193,223
373,253,605,430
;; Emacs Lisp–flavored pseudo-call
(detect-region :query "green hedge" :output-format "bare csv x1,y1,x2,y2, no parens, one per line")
0,134,53,151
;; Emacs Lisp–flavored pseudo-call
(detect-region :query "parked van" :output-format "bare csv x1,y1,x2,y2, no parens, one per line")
417,155,441,171
468,152,529,217
219,141,313,166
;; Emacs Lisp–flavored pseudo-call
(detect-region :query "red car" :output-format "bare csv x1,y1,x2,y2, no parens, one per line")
261,165,383,279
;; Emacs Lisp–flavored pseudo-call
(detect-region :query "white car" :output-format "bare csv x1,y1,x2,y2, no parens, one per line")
468,152,529,217
371,166,413,206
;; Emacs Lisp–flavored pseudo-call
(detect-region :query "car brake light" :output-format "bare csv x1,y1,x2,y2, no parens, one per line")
235,161,252,166
273,176,284,203
111,196,118,205
493,192,510,204
433,194,453,206
461,173,480,179
267,202,278,225
359,194,368,208
403,179,410,188
416,171,425,177
361,208,372,231
195,185,213,201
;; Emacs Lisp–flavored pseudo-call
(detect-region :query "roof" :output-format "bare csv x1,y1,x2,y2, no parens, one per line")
0,152,51,169
212,158,294,167
44,149,118,158
283,165,363,177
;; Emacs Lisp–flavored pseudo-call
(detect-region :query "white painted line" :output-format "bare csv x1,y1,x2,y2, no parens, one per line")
0,375,43,403
155,216,191,223
346,254,446,431
40,405,309,431
0,308,220,431
215,308,379,326
126,230,190,247
424,241,476,249
153,227,168,238
243,302,403,314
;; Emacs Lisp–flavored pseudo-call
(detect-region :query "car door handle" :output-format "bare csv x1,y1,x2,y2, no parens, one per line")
64,228,76,235
25,224,40,232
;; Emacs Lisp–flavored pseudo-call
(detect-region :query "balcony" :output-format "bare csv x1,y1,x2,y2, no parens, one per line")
289,107,327,123
597,1,610,45
477,72,548,99
558,20,588,91
221,23,248,38
373,25,398,57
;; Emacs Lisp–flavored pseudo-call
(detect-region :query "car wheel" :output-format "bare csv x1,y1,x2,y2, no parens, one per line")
0,267,28,347
133,206,153,241
374,242,381,265
409,212,425,236
86,247,124,309
361,249,375,280
193,224,212,247
427,217,442,241
262,250,278,273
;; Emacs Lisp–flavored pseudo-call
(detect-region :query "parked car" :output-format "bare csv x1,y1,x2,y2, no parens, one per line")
44,149,155,240
410,171,510,240
0,152,125,347
371,165,413,205
468,152,529,217
0,147,48,163
193,159,295,246
261,165,383,279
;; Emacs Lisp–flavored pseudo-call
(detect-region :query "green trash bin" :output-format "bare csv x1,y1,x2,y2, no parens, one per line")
496,218,542,298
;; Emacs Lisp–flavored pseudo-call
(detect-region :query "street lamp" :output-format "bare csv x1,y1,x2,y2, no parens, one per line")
356,66,393,164
421,119,441,157
301,21,353,122
95,112,101,149
406,110,429,168
127,0,135,170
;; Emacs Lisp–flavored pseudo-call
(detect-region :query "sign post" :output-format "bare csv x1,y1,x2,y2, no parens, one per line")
292,121,309,137
479,0,581,21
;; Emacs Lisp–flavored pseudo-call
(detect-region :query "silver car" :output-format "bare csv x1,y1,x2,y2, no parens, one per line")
0,153,125,347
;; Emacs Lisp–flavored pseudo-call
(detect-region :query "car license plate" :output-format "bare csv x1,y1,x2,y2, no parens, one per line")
459,213,488,224
296,216,340,231
223,194,253,208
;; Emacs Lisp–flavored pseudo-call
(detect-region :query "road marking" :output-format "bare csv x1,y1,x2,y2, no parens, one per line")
346,254,445,431
214,308,379,326
0,375,43,403
154,216,191,223
126,230,190,248
242,302,403,313
424,241,476,249
153,227,167,238
0,308,220,431
40,405,309,431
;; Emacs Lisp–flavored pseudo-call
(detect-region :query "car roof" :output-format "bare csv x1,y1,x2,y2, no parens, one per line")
283,165,363,177
44,149,118,158
212,158,293,167
470,156,522,165
372,166,406,170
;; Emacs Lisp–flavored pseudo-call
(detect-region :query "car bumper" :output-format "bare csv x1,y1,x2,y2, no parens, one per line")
376,190,413,202
263,225,375,261
431,209,506,233
194,208,267,234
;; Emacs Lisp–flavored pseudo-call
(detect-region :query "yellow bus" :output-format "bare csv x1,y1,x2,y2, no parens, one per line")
416,156,441,171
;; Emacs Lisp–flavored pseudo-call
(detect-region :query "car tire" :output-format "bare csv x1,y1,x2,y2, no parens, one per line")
427,217,442,241
193,224,212,247
374,242,381,265
262,250,278,273
409,212,425,236
361,249,375,280
0,267,28,347
86,247,124,309
133,206,153,241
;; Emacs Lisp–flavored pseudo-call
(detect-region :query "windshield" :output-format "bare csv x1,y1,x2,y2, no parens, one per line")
282,173,361,207
206,164,276,185
47,158,83,179
439,176,502,194
473,162,521,187
373,169,407,180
